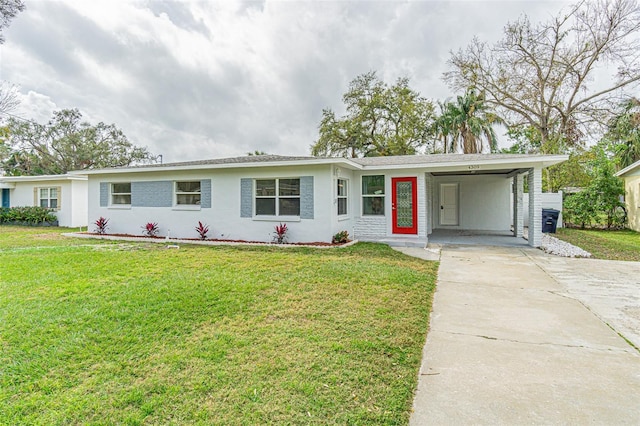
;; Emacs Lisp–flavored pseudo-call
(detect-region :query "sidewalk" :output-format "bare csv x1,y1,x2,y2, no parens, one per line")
406,245,640,425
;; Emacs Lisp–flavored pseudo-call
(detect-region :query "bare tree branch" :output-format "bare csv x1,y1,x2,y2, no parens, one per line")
444,0,640,152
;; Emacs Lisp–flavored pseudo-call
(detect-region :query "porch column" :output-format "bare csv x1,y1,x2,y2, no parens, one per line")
528,167,542,247
425,173,433,235
513,173,524,238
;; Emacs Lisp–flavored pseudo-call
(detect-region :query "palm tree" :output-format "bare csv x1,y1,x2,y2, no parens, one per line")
438,90,502,154
606,98,640,169
432,102,455,153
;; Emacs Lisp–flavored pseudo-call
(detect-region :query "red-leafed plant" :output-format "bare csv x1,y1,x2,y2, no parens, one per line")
142,222,159,237
195,221,210,240
94,217,109,235
273,222,288,244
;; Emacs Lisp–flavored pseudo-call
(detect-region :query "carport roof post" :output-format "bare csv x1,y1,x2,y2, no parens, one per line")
528,167,543,247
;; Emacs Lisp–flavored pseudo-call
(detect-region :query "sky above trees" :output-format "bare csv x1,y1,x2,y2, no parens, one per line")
1,0,575,162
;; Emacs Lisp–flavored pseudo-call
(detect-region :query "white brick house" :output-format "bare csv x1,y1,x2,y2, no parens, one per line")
74,153,567,247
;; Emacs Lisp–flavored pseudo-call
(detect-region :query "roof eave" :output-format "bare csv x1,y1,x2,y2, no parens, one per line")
359,154,569,171
0,174,88,182
76,157,362,175
615,159,640,177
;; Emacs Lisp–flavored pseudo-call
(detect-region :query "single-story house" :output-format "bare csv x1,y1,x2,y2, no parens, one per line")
615,159,640,232
73,153,567,247
0,174,89,227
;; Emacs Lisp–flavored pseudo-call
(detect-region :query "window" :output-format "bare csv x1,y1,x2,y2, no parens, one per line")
111,183,131,205
39,187,59,209
362,175,385,215
175,181,201,205
255,178,300,216
337,179,348,215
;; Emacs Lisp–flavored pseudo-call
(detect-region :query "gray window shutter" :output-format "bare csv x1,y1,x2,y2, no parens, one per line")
240,178,252,218
201,179,212,208
132,181,173,207
300,176,314,219
100,182,108,207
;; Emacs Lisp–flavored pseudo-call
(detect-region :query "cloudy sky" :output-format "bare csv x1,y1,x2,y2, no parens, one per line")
1,0,570,162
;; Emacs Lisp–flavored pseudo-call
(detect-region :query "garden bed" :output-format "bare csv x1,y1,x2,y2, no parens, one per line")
64,232,357,248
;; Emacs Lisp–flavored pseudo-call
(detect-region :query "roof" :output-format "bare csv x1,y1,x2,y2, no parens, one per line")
352,153,533,166
118,155,319,169
615,159,640,177
0,173,87,182
70,153,568,176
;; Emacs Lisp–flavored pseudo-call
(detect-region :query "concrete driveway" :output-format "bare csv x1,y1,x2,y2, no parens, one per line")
406,245,640,425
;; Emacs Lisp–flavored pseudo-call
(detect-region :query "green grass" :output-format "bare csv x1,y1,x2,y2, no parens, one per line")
0,226,438,424
555,228,640,261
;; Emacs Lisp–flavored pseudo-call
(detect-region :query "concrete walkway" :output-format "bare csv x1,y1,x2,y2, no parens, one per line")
405,245,640,425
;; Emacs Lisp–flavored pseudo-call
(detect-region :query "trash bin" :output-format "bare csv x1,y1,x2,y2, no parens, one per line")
542,208,560,233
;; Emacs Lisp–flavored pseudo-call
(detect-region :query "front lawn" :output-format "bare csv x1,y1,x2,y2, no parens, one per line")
555,228,640,261
0,226,438,424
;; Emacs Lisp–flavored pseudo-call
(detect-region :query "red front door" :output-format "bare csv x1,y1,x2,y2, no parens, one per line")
392,177,418,234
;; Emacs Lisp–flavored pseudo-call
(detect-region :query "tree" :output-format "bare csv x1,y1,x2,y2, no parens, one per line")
604,97,640,169
563,147,625,228
0,0,24,44
432,102,455,154
311,72,435,157
0,1,25,117
445,0,640,152
0,81,19,116
435,90,502,154
1,109,155,175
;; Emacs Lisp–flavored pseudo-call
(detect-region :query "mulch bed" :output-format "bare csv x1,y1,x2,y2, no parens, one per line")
76,232,351,247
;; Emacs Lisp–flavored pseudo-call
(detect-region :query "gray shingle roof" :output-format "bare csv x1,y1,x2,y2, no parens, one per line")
113,155,320,169
79,153,566,175
350,153,538,166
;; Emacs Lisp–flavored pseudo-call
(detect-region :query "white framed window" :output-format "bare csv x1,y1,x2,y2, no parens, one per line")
111,183,131,205
362,175,385,215
175,181,201,205
337,178,348,216
38,187,59,209
255,178,300,216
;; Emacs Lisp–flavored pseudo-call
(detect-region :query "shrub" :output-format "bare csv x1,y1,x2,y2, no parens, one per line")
332,230,350,244
564,192,597,229
142,222,160,237
195,221,209,240
94,217,109,235
273,223,288,244
0,206,57,225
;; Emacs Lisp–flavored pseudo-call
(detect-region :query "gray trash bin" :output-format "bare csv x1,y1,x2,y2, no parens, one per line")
542,208,560,233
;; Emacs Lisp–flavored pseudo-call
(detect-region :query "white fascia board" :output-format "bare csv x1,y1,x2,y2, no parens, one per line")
359,155,569,172
78,158,362,175
0,174,88,182
615,159,640,177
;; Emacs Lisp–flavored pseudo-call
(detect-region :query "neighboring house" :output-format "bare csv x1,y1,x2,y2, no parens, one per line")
74,153,567,247
0,174,89,227
615,159,640,232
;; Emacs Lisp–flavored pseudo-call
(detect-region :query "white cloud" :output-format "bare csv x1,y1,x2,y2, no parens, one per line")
2,0,574,162
16,91,58,123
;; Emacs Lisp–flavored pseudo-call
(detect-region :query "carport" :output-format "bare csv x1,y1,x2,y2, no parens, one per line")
418,154,568,248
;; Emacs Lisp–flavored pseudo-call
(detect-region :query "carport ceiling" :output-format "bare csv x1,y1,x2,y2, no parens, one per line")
430,168,527,176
